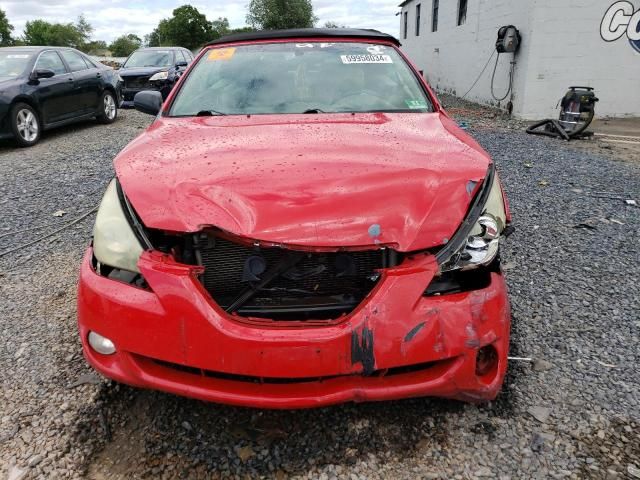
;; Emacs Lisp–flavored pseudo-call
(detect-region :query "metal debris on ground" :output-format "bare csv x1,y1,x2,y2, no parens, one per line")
528,406,552,424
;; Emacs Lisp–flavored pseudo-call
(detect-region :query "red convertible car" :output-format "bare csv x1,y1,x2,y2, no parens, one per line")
78,29,513,409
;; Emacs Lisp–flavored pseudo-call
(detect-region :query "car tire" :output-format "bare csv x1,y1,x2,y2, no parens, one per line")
96,90,118,124
10,103,41,148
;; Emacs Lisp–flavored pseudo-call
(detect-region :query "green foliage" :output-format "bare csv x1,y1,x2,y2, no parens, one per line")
22,16,93,49
75,15,93,41
211,17,230,38
229,27,255,34
109,34,142,57
324,21,348,29
150,5,218,50
145,30,160,48
247,0,317,30
82,40,108,54
0,9,14,46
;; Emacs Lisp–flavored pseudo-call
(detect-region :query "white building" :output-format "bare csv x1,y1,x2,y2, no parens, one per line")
398,0,640,119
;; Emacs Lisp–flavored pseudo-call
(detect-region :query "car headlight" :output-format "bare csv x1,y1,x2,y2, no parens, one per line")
438,166,508,272
93,179,143,273
149,71,169,81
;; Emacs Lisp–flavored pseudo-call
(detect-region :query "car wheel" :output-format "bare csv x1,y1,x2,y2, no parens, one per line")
11,103,41,147
97,90,118,124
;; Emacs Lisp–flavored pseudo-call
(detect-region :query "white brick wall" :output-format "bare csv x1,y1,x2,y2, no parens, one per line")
400,0,640,119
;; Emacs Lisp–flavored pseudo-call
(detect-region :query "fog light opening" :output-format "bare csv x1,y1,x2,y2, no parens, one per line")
88,331,116,355
475,344,499,381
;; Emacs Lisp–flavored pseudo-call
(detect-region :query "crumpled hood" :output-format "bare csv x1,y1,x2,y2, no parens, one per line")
115,112,491,252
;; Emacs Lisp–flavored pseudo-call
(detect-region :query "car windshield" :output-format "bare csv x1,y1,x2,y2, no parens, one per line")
170,42,433,116
124,50,173,68
0,51,34,78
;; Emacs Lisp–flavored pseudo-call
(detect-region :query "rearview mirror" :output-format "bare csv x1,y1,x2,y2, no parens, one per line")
175,61,188,68
134,90,163,116
30,69,55,81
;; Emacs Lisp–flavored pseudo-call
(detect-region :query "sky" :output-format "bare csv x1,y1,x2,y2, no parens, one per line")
2,0,403,43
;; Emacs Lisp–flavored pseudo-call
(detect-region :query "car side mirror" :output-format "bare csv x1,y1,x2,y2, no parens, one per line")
134,90,163,116
30,69,55,81
175,61,188,68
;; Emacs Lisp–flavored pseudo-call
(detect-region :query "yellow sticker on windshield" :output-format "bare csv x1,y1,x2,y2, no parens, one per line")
208,48,236,61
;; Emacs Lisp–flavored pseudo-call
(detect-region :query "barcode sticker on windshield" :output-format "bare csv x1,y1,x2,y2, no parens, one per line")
340,54,393,64
7,54,29,59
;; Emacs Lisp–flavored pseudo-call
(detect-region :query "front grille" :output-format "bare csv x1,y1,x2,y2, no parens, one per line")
197,235,388,321
152,358,447,383
124,76,151,90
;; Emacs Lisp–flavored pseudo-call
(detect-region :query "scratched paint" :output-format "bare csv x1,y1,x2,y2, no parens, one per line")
351,326,375,376
404,322,426,342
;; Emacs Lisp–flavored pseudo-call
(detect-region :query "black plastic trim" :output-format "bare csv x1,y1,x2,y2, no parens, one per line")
434,163,495,266
206,28,401,47
115,178,153,250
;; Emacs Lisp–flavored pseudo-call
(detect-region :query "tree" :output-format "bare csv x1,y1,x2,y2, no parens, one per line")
75,15,93,45
152,5,214,51
324,21,348,29
109,34,142,57
82,40,108,54
0,9,14,46
145,30,160,47
22,16,94,49
23,20,81,47
211,17,230,39
229,27,255,35
247,0,317,30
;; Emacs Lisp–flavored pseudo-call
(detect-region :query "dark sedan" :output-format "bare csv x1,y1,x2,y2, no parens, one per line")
118,47,193,107
0,47,122,147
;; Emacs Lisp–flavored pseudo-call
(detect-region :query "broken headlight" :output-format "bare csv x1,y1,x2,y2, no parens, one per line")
440,169,508,272
93,179,143,273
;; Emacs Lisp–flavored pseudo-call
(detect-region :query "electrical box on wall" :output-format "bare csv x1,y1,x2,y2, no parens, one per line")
496,26,521,53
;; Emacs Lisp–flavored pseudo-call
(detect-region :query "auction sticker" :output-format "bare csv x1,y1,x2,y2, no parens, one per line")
405,99,428,109
208,48,236,61
341,54,393,64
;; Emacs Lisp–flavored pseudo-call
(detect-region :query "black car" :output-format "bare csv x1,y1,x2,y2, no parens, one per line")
0,46,122,147
118,47,193,107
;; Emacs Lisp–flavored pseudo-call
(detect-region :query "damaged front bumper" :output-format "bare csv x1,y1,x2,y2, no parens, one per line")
78,246,511,409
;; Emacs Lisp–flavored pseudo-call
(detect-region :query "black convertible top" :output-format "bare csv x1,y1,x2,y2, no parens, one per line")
206,28,401,47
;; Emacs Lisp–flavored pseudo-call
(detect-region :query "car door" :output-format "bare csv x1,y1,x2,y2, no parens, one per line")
59,50,100,115
32,50,75,124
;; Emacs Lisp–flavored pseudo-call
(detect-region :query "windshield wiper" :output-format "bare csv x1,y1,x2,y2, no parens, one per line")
303,108,325,114
196,110,227,116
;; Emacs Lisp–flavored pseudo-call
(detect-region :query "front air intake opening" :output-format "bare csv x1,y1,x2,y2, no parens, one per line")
188,233,400,322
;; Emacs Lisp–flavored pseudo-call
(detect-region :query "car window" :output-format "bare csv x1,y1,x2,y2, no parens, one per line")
170,42,433,116
60,50,90,72
35,51,67,75
124,50,174,68
83,55,99,68
176,50,186,63
0,51,35,79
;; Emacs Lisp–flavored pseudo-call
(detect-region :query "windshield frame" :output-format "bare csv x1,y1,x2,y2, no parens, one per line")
164,38,438,117
123,49,175,69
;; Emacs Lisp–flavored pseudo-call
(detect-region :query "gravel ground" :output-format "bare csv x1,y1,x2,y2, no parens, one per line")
0,106,638,480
